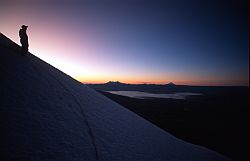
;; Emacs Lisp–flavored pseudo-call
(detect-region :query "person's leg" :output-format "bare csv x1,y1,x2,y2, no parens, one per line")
21,43,28,56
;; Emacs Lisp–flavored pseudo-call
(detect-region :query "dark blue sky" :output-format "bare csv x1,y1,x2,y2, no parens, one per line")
1,0,249,85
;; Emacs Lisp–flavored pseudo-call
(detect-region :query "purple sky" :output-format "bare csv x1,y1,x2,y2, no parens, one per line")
0,0,248,85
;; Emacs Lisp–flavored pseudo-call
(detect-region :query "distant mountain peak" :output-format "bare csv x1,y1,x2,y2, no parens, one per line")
106,81,123,84
167,82,176,86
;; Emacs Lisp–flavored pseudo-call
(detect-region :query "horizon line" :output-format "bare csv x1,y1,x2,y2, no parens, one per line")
82,81,249,87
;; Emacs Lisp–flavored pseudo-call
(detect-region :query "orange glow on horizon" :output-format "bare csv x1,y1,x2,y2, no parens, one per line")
77,76,249,86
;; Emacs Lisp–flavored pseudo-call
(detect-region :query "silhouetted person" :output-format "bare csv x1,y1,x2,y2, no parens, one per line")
19,25,29,55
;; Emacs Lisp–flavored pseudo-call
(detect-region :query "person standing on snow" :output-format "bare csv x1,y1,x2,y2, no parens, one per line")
19,25,29,55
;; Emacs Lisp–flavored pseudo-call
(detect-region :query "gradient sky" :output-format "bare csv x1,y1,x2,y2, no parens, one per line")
0,0,249,85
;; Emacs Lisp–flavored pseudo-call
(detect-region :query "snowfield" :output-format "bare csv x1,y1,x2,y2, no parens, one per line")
0,33,232,161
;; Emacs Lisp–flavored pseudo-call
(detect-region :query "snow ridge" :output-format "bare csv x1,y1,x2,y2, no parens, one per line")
0,33,233,161
30,61,100,161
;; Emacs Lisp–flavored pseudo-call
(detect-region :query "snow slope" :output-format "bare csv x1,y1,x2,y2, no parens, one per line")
0,33,232,161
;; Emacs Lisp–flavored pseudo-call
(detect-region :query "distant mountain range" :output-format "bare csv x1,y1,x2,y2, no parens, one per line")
87,81,248,94
103,81,176,86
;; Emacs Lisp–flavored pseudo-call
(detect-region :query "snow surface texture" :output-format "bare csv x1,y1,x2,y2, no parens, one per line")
0,33,232,161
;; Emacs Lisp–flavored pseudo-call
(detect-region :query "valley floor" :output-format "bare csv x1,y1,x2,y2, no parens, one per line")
100,89,249,161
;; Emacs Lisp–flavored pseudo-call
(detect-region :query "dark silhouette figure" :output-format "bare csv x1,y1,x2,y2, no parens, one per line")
19,25,29,55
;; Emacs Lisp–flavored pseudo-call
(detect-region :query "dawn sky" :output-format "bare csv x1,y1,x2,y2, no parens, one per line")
0,0,249,85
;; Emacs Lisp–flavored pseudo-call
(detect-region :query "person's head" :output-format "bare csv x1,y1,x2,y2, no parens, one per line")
21,25,28,30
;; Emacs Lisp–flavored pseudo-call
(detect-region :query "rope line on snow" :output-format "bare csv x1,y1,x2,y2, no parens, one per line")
29,55,100,161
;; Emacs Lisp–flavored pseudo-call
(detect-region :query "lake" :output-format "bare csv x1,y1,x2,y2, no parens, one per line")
106,91,202,100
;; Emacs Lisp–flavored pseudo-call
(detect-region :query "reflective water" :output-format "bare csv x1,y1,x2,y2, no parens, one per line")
106,91,202,100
